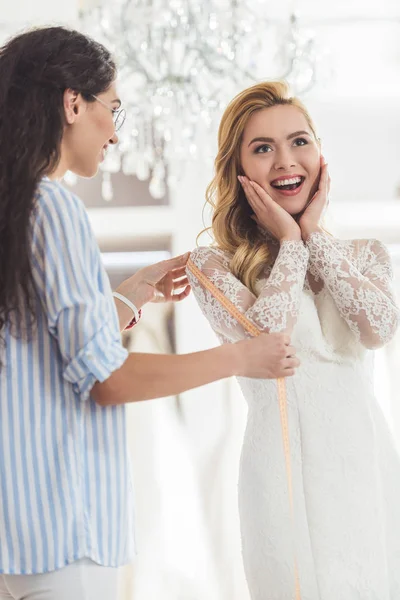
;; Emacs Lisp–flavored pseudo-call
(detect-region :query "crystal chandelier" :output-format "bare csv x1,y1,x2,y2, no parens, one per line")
77,1,320,201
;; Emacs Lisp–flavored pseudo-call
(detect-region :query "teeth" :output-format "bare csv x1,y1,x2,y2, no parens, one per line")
273,177,302,187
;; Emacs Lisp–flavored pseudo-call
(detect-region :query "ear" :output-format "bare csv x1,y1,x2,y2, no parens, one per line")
63,89,85,125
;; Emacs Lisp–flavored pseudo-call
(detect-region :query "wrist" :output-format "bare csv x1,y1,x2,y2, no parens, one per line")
112,292,142,332
229,340,255,377
219,342,242,378
300,223,322,242
115,277,147,310
280,234,302,243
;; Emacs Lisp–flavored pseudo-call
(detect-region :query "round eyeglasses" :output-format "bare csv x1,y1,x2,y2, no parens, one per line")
91,94,126,132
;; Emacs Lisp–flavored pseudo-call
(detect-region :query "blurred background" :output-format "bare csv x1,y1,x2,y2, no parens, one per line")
0,0,399,598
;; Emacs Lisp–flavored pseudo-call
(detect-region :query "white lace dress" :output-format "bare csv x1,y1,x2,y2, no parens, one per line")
187,232,400,600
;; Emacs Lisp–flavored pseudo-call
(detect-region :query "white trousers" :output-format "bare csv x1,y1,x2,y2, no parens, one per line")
0,558,119,600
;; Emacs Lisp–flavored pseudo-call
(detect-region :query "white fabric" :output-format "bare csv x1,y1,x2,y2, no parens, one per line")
0,558,118,600
187,233,400,600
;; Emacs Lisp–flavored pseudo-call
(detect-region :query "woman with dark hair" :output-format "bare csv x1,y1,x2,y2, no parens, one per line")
0,26,298,599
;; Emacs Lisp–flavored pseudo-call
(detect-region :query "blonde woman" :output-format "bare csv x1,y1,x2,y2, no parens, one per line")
187,81,400,599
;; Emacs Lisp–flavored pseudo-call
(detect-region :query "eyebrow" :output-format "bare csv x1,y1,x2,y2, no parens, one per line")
248,130,311,147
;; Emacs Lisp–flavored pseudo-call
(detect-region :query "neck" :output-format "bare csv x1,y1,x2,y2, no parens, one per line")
46,140,69,180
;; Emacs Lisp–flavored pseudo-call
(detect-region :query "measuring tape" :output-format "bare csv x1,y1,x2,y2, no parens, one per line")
187,258,301,599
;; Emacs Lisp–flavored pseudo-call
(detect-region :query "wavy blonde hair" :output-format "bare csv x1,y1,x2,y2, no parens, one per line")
201,80,319,295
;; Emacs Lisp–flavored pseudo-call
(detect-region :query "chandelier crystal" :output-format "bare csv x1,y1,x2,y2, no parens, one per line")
77,1,320,201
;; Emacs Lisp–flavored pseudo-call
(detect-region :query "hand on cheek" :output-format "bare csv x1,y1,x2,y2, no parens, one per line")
298,156,330,241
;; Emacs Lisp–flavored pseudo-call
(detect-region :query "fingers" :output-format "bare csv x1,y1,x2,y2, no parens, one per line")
320,156,329,188
238,176,274,211
284,357,300,369
286,345,296,358
238,176,263,213
172,276,190,289
162,252,191,270
154,257,191,283
170,285,191,302
282,369,295,377
277,357,300,378
270,333,291,346
249,180,274,204
170,266,188,278
163,273,190,290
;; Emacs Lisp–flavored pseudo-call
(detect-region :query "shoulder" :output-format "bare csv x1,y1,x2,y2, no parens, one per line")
34,179,87,224
189,245,232,271
33,179,91,236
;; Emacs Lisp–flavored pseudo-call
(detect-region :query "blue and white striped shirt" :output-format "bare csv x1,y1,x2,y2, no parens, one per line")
0,179,135,574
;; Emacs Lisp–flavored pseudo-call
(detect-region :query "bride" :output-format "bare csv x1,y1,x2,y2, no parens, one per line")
186,81,400,599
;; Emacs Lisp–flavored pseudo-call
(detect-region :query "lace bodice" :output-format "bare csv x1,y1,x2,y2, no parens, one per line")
187,232,399,350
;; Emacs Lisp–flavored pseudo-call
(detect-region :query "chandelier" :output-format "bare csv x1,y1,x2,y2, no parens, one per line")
77,1,320,201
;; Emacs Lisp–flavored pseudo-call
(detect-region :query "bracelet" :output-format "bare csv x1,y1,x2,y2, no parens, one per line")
124,310,142,330
112,292,140,323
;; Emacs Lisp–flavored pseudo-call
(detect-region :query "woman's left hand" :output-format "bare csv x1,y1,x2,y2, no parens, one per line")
116,252,192,308
298,156,330,241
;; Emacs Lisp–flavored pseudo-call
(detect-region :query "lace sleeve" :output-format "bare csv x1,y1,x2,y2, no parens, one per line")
306,232,400,349
186,241,309,343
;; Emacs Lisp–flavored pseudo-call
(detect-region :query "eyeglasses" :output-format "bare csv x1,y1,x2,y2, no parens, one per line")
91,94,126,132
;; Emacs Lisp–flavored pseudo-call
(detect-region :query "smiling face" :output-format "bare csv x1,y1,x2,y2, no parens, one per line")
59,82,121,179
240,104,321,216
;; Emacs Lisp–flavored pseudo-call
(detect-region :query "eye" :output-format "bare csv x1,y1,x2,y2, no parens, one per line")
254,144,272,154
293,137,308,147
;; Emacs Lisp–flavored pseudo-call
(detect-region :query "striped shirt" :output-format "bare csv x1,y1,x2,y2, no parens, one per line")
0,179,135,574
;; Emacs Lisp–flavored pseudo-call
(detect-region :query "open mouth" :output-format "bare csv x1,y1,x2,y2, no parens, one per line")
271,176,305,191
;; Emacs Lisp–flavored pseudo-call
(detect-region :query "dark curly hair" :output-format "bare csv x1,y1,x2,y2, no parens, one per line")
0,26,116,361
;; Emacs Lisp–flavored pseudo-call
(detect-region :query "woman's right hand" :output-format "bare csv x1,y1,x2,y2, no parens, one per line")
238,175,301,242
234,332,299,379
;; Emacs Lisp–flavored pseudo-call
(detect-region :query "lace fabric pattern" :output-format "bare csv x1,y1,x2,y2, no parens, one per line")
187,234,400,599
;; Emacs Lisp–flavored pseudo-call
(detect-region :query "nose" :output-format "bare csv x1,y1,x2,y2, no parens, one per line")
273,147,296,171
109,132,118,145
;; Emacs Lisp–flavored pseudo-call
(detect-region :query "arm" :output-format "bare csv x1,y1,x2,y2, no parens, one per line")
91,332,299,406
30,182,129,402
187,243,309,342
91,345,239,405
31,182,298,408
306,231,400,349
114,296,140,332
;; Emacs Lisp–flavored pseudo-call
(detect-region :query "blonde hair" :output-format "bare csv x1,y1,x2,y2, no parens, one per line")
201,80,318,295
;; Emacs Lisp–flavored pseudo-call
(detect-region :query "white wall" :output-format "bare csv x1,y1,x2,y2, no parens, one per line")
0,0,78,26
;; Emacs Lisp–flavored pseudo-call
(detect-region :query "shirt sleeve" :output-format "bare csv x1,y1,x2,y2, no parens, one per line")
30,181,128,401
